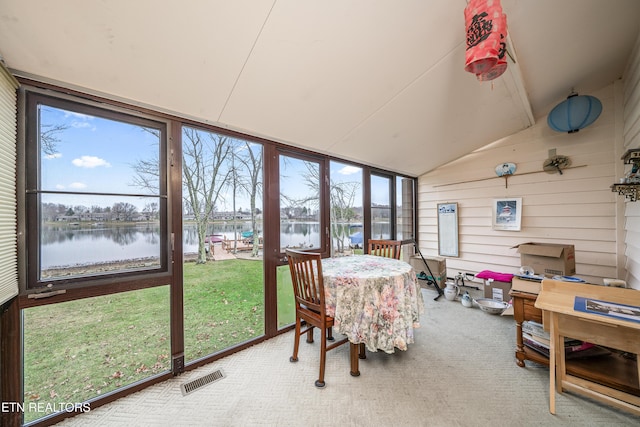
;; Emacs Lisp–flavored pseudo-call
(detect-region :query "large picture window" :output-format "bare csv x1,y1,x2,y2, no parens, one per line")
25,94,168,289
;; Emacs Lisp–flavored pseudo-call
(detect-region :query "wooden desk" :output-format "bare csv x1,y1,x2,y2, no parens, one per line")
511,288,639,395
535,279,640,415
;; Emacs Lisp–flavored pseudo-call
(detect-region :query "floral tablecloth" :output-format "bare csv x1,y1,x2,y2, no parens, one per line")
322,255,425,354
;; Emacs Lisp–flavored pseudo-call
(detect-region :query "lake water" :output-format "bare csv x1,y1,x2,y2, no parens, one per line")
40,222,389,269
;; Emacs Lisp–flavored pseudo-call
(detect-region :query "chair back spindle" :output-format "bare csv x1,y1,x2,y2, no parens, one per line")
288,251,323,315
367,239,402,260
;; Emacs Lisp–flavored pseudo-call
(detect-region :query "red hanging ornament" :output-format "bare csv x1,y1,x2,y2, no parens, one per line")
476,12,507,81
464,0,507,78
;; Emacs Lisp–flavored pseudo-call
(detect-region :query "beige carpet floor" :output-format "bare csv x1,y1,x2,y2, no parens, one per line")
55,286,640,427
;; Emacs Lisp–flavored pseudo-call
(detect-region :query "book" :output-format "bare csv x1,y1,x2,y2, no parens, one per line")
522,320,548,339
565,341,595,352
523,331,549,348
523,336,550,355
522,320,582,346
523,338,611,359
523,335,597,353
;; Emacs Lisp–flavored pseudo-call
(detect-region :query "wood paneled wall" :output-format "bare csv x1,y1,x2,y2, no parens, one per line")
417,82,622,286
622,32,640,290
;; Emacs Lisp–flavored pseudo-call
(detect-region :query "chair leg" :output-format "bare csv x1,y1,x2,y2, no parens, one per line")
290,317,301,363
327,326,334,341
315,327,327,388
306,326,314,343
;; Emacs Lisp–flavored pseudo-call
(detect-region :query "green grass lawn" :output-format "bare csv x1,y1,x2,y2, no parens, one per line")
183,259,266,360
22,258,291,423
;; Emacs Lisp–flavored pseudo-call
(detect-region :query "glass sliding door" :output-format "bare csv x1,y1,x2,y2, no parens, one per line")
181,127,265,363
276,153,324,328
278,155,322,251
329,161,363,256
370,174,393,240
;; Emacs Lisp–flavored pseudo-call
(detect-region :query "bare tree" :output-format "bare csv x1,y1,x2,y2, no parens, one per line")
291,161,361,253
142,202,159,220
329,180,359,253
112,202,138,221
232,142,263,257
40,123,69,157
282,160,321,212
182,128,233,263
130,126,232,263
130,155,160,193
130,127,161,193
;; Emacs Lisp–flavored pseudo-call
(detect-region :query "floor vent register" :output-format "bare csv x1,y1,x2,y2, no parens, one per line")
181,369,226,396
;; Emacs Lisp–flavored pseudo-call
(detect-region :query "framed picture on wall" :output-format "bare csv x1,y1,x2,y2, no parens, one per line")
437,202,459,257
492,198,522,231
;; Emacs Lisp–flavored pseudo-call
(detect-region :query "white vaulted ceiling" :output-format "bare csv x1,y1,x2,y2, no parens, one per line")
0,0,639,176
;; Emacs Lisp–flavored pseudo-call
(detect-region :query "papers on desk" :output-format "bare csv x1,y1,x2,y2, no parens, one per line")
574,296,640,324
513,273,544,281
552,275,586,283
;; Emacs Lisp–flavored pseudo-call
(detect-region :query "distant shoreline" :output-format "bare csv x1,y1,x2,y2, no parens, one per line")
41,256,163,279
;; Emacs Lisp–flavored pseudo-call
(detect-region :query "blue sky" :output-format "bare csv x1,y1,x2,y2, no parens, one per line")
41,105,159,193
40,105,160,210
278,158,372,208
40,104,391,212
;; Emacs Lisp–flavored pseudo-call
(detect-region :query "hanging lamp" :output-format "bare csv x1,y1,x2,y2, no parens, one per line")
464,0,508,81
547,92,602,133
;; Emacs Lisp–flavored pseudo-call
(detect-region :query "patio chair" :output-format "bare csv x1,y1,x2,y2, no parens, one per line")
286,249,349,387
367,239,402,260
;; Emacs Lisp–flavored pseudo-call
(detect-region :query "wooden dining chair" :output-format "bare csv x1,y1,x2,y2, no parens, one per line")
286,249,349,387
367,239,402,260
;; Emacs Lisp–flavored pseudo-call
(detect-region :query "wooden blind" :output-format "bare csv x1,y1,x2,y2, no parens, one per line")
0,62,19,305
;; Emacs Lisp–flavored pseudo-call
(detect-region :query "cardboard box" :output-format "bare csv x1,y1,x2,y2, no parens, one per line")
483,279,512,302
410,255,446,275
513,242,576,277
410,255,446,288
476,270,513,302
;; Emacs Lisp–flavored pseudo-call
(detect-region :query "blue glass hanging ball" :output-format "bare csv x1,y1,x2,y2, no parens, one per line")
547,94,602,133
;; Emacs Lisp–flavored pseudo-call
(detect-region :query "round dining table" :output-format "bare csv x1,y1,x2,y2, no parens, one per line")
322,254,425,355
